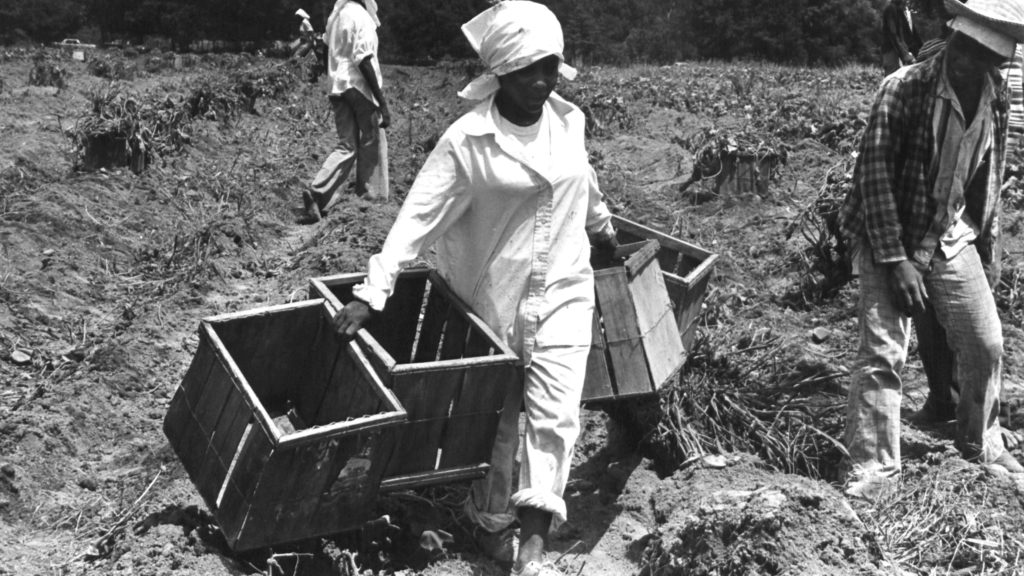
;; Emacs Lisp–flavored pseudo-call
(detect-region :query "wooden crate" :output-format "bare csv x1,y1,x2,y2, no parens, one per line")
611,214,718,357
309,269,521,492
585,240,686,402
163,300,406,552
715,151,782,197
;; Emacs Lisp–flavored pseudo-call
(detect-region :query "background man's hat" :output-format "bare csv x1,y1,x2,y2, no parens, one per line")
944,0,1024,57
295,8,311,19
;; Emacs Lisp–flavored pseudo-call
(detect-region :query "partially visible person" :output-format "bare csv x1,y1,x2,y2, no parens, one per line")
296,8,315,42
906,6,1024,442
332,3,619,574
293,8,329,83
838,0,1024,500
301,0,390,223
882,0,924,74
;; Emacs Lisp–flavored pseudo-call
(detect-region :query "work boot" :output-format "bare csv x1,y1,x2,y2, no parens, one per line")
907,396,956,425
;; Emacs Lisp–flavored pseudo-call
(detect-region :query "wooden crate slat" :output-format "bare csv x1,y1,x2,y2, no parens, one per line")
257,304,320,411
308,429,384,538
193,371,248,505
163,331,217,459
380,464,490,492
209,313,274,404
622,240,660,280
318,341,385,424
389,368,459,421
276,439,347,541
611,214,714,271
295,314,338,426
413,284,450,363
464,324,494,356
216,423,274,550
383,369,461,477
594,269,641,342
374,273,428,363
670,271,712,353
630,262,686,389
438,309,470,360
241,438,339,549
595,269,651,396
438,411,501,469
583,309,616,401
175,355,238,504
427,269,518,358
243,441,307,508
449,364,514,416
383,418,446,477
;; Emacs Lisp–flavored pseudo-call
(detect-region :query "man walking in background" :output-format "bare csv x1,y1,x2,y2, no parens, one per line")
301,0,390,223
838,0,1024,498
882,0,923,74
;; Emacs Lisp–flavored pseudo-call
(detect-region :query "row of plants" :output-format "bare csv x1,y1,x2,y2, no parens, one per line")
65,61,299,174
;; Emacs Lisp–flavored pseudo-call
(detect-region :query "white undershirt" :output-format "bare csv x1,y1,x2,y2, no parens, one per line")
497,110,552,174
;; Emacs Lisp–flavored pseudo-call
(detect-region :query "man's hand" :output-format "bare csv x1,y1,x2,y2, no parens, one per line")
887,260,928,316
333,300,374,340
378,104,391,129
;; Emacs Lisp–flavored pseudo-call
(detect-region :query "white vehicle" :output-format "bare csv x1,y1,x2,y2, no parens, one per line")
54,38,97,49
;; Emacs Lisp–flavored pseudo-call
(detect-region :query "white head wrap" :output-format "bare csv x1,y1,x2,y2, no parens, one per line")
458,0,578,100
364,0,381,28
295,8,310,20
329,0,380,29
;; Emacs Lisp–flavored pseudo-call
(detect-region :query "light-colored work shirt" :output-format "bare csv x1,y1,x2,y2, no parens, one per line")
353,93,615,365
325,0,382,104
917,59,997,264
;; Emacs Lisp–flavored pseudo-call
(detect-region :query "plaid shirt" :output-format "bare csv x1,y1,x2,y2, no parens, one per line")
838,50,1009,268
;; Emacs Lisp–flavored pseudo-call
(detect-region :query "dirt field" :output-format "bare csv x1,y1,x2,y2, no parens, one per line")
3,48,1024,576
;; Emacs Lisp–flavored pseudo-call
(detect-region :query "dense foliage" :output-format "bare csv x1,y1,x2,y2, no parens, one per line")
0,0,940,66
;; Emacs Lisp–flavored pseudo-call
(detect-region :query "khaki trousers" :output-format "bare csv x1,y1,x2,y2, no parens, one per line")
310,88,388,205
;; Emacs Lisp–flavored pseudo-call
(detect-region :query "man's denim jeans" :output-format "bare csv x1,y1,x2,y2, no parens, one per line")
845,244,1006,483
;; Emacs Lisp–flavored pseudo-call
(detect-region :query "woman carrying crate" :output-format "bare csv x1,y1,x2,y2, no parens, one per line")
333,2,618,575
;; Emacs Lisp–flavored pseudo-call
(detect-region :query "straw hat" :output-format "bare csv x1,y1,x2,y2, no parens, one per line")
944,0,1024,57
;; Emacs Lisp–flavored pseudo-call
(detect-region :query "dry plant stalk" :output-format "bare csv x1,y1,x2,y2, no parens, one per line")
784,161,853,300
859,469,1024,575
651,320,847,480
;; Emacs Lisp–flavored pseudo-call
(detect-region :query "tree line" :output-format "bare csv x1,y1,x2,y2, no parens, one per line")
0,0,949,66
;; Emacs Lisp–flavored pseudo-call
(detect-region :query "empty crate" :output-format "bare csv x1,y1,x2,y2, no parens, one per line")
309,268,521,492
163,300,406,551
612,214,718,357
585,240,685,402
582,216,718,402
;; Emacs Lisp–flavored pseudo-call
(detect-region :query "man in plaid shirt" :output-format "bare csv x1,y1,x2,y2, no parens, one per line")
837,0,1024,497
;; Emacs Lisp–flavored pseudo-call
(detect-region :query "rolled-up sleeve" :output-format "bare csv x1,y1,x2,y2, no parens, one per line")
583,165,614,239
353,135,472,310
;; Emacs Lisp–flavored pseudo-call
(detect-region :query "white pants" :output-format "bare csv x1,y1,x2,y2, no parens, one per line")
466,343,589,532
